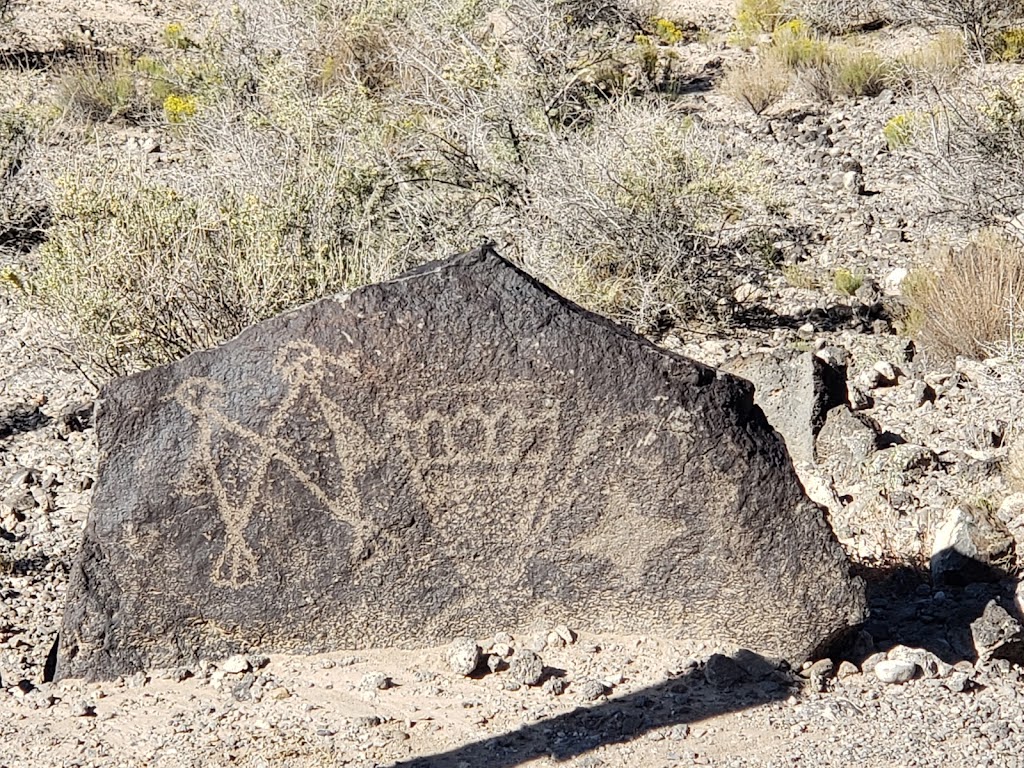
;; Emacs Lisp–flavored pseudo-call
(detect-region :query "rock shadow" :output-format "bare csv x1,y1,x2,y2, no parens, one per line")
390,559,1022,768
389,662,792,768
851,560,1024,667
0,404,52,440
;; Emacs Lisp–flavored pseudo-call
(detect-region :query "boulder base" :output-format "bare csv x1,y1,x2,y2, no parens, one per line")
57,247,865,680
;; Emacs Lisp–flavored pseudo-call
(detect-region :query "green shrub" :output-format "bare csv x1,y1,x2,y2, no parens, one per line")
782,263,816,289
771,18,828,67
888,0,1024,59
784,0,885,34
894,31,964,89
653,17,686,44
57,53,149,123
833,267,864,295
32,167,359,374
830,47,891,97
883,112,917,149
993,27,1024,60
163,22,198,50
735,0,786,34
29,0,786,375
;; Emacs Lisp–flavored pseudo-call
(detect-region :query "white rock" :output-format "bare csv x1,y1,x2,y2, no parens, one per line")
872,360,898,386
883,267,908,295
446,637,481,677
220,655,251,674
874,659,917,684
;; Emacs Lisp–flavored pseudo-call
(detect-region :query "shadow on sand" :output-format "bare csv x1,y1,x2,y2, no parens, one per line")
389,561,1022,768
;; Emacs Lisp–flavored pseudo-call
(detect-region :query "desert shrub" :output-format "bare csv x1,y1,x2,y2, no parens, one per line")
722,50,791,113
0,113,27,186
163,22,197,50
883,111,919,148
893,30,964,90
56,53,150,123
992,26,1024,59
771,18,829,67
909,77,1024,218
783,0,886,33
735,0,786,36
520,104,784,333
829,47,892,97
26,0,785,374
653,17,686,44
782,263,817,288
771,25,893,100
833,267,864,295
32,164,361,374
887,0,1024,59
905,230,1024,361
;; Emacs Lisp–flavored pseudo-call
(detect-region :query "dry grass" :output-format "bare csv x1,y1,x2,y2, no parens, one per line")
11,0,786,375
888,0,1024,59
722,50,791,113
905,230,1024,362
894,31,966,89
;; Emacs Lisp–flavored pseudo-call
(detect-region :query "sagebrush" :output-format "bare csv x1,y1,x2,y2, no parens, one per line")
18,0,784,375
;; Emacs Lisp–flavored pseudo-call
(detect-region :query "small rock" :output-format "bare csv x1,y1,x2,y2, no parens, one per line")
883,267,908,295
220,655,251,675
491,642,513,658
248,654,271,670
732,649,776,680
874,659,917,684
70,700,95,717
943,671,971,693
542,677,566,696
860,651,887,675
806,658,834,679
704,654,747,688
446,637,481,677
269,686,291,700
886,646,950,679
931,504,1016,587
546,631,565,649
524,634,547,653
908,379,936,407
970,600,1024,666
576,679,607,701
797,322,815,340
836,660,859,679
554,624,576,645
359,672,391,691
509,650,544,687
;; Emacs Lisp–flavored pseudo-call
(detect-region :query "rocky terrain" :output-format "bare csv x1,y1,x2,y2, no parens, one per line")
4,0,1024,765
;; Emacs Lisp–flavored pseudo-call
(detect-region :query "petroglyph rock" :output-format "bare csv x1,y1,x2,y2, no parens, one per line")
56,247,866,680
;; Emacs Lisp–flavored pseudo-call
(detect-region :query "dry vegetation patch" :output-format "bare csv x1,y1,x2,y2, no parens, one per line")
0,0,788,375
905,230,1024,362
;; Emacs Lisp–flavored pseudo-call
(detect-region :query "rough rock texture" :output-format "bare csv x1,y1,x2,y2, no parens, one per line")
56,247,865,680
721,350,848,464
971,600,1024,666
931,504,1017,587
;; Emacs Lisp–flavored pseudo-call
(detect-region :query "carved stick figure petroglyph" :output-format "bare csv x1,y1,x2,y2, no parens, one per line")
171,341,380,588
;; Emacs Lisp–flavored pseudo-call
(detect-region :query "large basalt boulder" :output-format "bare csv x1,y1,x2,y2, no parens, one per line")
56,247,866,680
